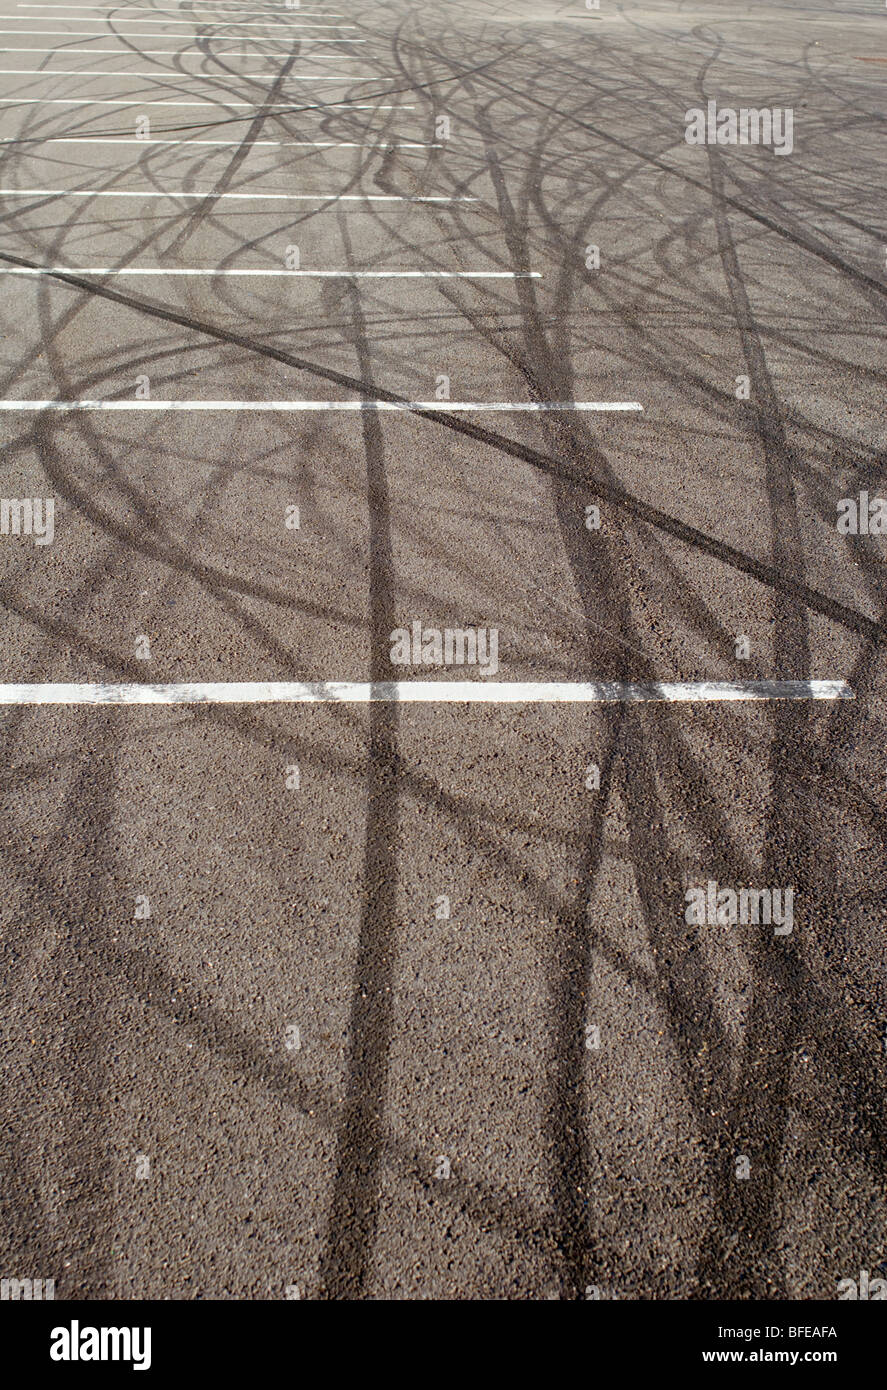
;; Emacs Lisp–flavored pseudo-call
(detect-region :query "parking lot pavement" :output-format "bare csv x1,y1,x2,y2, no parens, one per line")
0,0,885,1301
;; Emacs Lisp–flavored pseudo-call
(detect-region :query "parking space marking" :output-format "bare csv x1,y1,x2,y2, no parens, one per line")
0,28,355,36
1,266,540,277
0,66,366,73
0,187,472,200
0,70,371,78
0,137,434,146
0,399,642,411
0,18,356,27
0,40,366,47
1,138,436,147
18,4,345,11
0,681,854,706
0,97,409,104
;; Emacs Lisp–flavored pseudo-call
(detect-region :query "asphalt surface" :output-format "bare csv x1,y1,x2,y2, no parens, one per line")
0,0,885,1302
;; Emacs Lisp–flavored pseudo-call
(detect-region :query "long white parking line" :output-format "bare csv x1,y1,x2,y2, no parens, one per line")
21,8,342,12
0,681,854,706
0,42,366,48
0,42,364,48
17,5,344,11
0,67,366,75
0,400,642,411
0,19,354,27
0,98,408,105
17,3,339,7
14,8,339,14
2,267,540,277
16,3,342,7
2,139,436,147
0,188,473,200
0,28,353,36
17,4,344,9
1,139,435,147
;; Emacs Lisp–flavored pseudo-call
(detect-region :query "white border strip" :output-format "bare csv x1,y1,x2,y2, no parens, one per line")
0,680,854,706
0,400,643,412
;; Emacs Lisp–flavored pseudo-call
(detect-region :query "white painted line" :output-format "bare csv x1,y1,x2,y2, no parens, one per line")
0,188,474,200
18,5,344,11
16,2,343,7
18,2,342,6
0,67,365,75
18,4,344,8
0,28,353,35
0,98,408,106
0,41,366,47
3,138,435,147
0,400,642,412
1,267,539,278
0,680,854,706
0,18,355,25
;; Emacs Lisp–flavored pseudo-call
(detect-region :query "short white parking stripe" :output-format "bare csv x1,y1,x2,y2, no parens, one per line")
1,267,540,277
0,681,854,706
0,188,474,200
0,400,641,411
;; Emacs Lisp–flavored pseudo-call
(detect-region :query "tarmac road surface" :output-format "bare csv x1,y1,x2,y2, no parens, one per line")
0,0,885,1301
